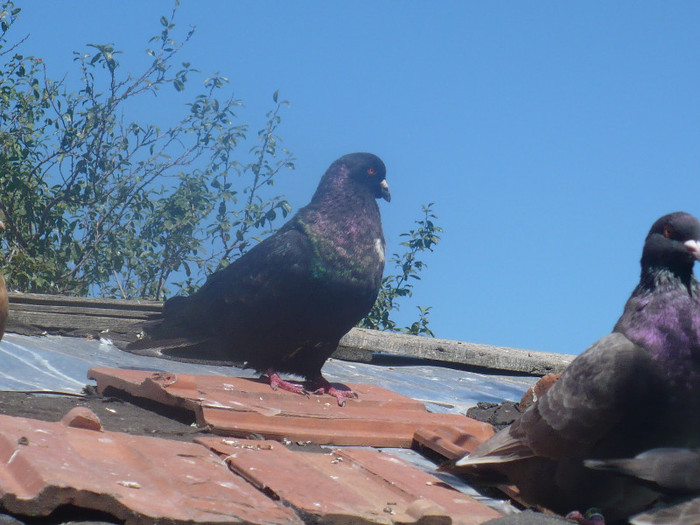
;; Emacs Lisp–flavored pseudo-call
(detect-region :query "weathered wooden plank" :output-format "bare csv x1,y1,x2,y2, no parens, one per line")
9,311,144,332
5,292,573,376
9,292,161,311
338,328,573,375
10,303,155,320
7,293,153,341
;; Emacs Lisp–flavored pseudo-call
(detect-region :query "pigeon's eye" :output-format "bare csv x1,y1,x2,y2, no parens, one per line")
367,168,376,175
664,225,674,239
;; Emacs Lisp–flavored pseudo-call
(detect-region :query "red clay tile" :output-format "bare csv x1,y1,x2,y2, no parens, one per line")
89,368,494,448
0,411,301,524
60,406,103,431
198,436,503,525
519,373,561,409
414,425,486,460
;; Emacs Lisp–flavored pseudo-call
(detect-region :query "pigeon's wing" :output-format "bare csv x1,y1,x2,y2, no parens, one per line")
521,332,662,457
128,222,316,358
172,223,313,335
457,332,661,467
585,448,700,493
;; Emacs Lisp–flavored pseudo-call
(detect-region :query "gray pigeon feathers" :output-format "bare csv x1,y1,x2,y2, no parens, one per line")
586,448,700,525
448,212,700,521
585,448,700,493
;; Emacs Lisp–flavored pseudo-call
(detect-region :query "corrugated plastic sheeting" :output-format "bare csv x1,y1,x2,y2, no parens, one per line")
0,333,537,414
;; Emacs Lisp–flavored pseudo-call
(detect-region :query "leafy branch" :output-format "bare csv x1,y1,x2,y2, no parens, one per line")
0,0,442,337
361,203,443,336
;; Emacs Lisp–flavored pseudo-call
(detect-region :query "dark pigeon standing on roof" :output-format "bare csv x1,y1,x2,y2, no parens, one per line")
127,152,390,405
446,212,700,522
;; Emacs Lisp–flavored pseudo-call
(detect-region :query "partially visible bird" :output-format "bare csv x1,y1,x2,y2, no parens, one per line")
586,449,700,525
445,212,700,522
585,448,700,493
127,152,390,405
0,220,8,341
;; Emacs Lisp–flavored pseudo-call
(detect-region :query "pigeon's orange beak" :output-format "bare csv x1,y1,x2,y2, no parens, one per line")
380,179,391,202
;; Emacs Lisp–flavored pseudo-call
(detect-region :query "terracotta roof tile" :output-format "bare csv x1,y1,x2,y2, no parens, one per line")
198,436,503,525
0,411,301,524
89,368,494,448
414,425,487,460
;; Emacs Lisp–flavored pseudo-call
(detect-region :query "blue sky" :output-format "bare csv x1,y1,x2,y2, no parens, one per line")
10,2,700,354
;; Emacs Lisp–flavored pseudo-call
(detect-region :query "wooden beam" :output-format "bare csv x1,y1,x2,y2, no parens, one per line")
6,292,573,376
337,328,573,376
7,292,159,340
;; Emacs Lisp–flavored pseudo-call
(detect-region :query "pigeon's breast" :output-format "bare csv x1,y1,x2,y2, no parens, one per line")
310,232,384,289
617,285,700,393
300,204,385,289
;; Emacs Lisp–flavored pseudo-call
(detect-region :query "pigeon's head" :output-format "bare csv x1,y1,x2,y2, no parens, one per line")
642,212,700,275
323,152,390,203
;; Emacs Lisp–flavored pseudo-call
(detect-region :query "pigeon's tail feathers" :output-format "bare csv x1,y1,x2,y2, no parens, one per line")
142,294,208,341
162,295,190,319
158,295,202,333
438,427,536,484
454,451,529,468
457,426,536,466
124,335,239,366
437,455,517,484
584,458,629,473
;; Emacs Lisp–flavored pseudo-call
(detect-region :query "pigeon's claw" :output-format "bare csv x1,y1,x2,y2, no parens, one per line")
308,376,357,406
566,509,606,525
264,370,309,397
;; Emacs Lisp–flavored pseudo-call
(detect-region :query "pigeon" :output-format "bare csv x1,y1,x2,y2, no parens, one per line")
127,152,390,405
586,448,700,525
585,448,700,493
446,212,700,522
0,220,7,341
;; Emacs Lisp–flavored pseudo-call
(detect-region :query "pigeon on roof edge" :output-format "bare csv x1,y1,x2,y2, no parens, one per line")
126,152,389,406
444,212,700,522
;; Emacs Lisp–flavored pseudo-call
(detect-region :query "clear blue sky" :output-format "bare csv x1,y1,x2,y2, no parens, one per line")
10,2,700,354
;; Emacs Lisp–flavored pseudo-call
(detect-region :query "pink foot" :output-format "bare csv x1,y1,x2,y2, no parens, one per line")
263,369,308,396
566,509,605,525
308,376,357,407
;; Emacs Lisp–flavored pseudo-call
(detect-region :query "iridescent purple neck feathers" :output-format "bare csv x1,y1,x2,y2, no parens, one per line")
614,212,700,388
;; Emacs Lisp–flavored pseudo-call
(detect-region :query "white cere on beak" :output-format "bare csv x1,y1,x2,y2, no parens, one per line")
684,239,700,261
380,179,391,202
375,238,385,263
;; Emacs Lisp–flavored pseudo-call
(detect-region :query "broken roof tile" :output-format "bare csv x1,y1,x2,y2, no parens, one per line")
198,436,503,525
89,368,494,448
0,411,301,524
414,425,487,460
